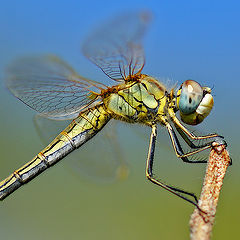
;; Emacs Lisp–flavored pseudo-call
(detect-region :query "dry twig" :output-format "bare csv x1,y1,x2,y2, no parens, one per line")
189,141,231,240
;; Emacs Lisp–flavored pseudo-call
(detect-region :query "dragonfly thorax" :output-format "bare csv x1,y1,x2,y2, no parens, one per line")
103,74,168,125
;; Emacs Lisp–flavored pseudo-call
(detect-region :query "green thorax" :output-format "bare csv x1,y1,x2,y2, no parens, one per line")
103,74,168,125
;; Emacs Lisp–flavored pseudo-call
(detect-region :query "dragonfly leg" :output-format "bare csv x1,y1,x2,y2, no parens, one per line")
145,125,202,210
167,123,227,163
175,126,215,150
171,115,222,140
166,124,210,163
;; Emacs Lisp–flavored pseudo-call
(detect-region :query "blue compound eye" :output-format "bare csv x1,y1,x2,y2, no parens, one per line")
178,80,203,114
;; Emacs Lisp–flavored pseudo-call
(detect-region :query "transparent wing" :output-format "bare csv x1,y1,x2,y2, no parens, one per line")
6,55,105,119
82,11,151,81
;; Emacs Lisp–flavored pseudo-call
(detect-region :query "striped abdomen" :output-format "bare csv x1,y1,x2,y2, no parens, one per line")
0,104,110,200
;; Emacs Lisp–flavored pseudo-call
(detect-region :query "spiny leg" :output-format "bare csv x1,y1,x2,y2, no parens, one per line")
175,125,216,150
166,123,213,163
175,125,227,149
145,125,202,211
171,115,222,140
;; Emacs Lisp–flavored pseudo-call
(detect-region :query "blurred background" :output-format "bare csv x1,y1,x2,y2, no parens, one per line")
0,0,239,239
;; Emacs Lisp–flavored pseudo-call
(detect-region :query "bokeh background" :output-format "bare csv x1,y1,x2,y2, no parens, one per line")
0,1,239,239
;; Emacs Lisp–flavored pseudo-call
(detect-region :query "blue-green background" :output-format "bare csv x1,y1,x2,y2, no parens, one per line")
0,1,239,239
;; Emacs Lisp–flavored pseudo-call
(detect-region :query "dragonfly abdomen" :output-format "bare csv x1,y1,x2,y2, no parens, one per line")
0,104,110,200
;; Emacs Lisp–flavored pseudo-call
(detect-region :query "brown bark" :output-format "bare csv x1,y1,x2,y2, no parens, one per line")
189,142,231,240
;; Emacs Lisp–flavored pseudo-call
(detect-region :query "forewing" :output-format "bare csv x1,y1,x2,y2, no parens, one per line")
6,55,104,119
82,11,151,81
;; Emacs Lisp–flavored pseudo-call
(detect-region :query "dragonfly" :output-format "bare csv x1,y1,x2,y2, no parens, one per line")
0,11,223,210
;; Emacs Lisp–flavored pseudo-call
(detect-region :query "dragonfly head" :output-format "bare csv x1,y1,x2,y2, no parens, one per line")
176,80,214,125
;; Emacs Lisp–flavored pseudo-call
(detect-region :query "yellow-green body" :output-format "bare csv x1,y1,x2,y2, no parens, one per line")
105,74,167,124
0,74,169,200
